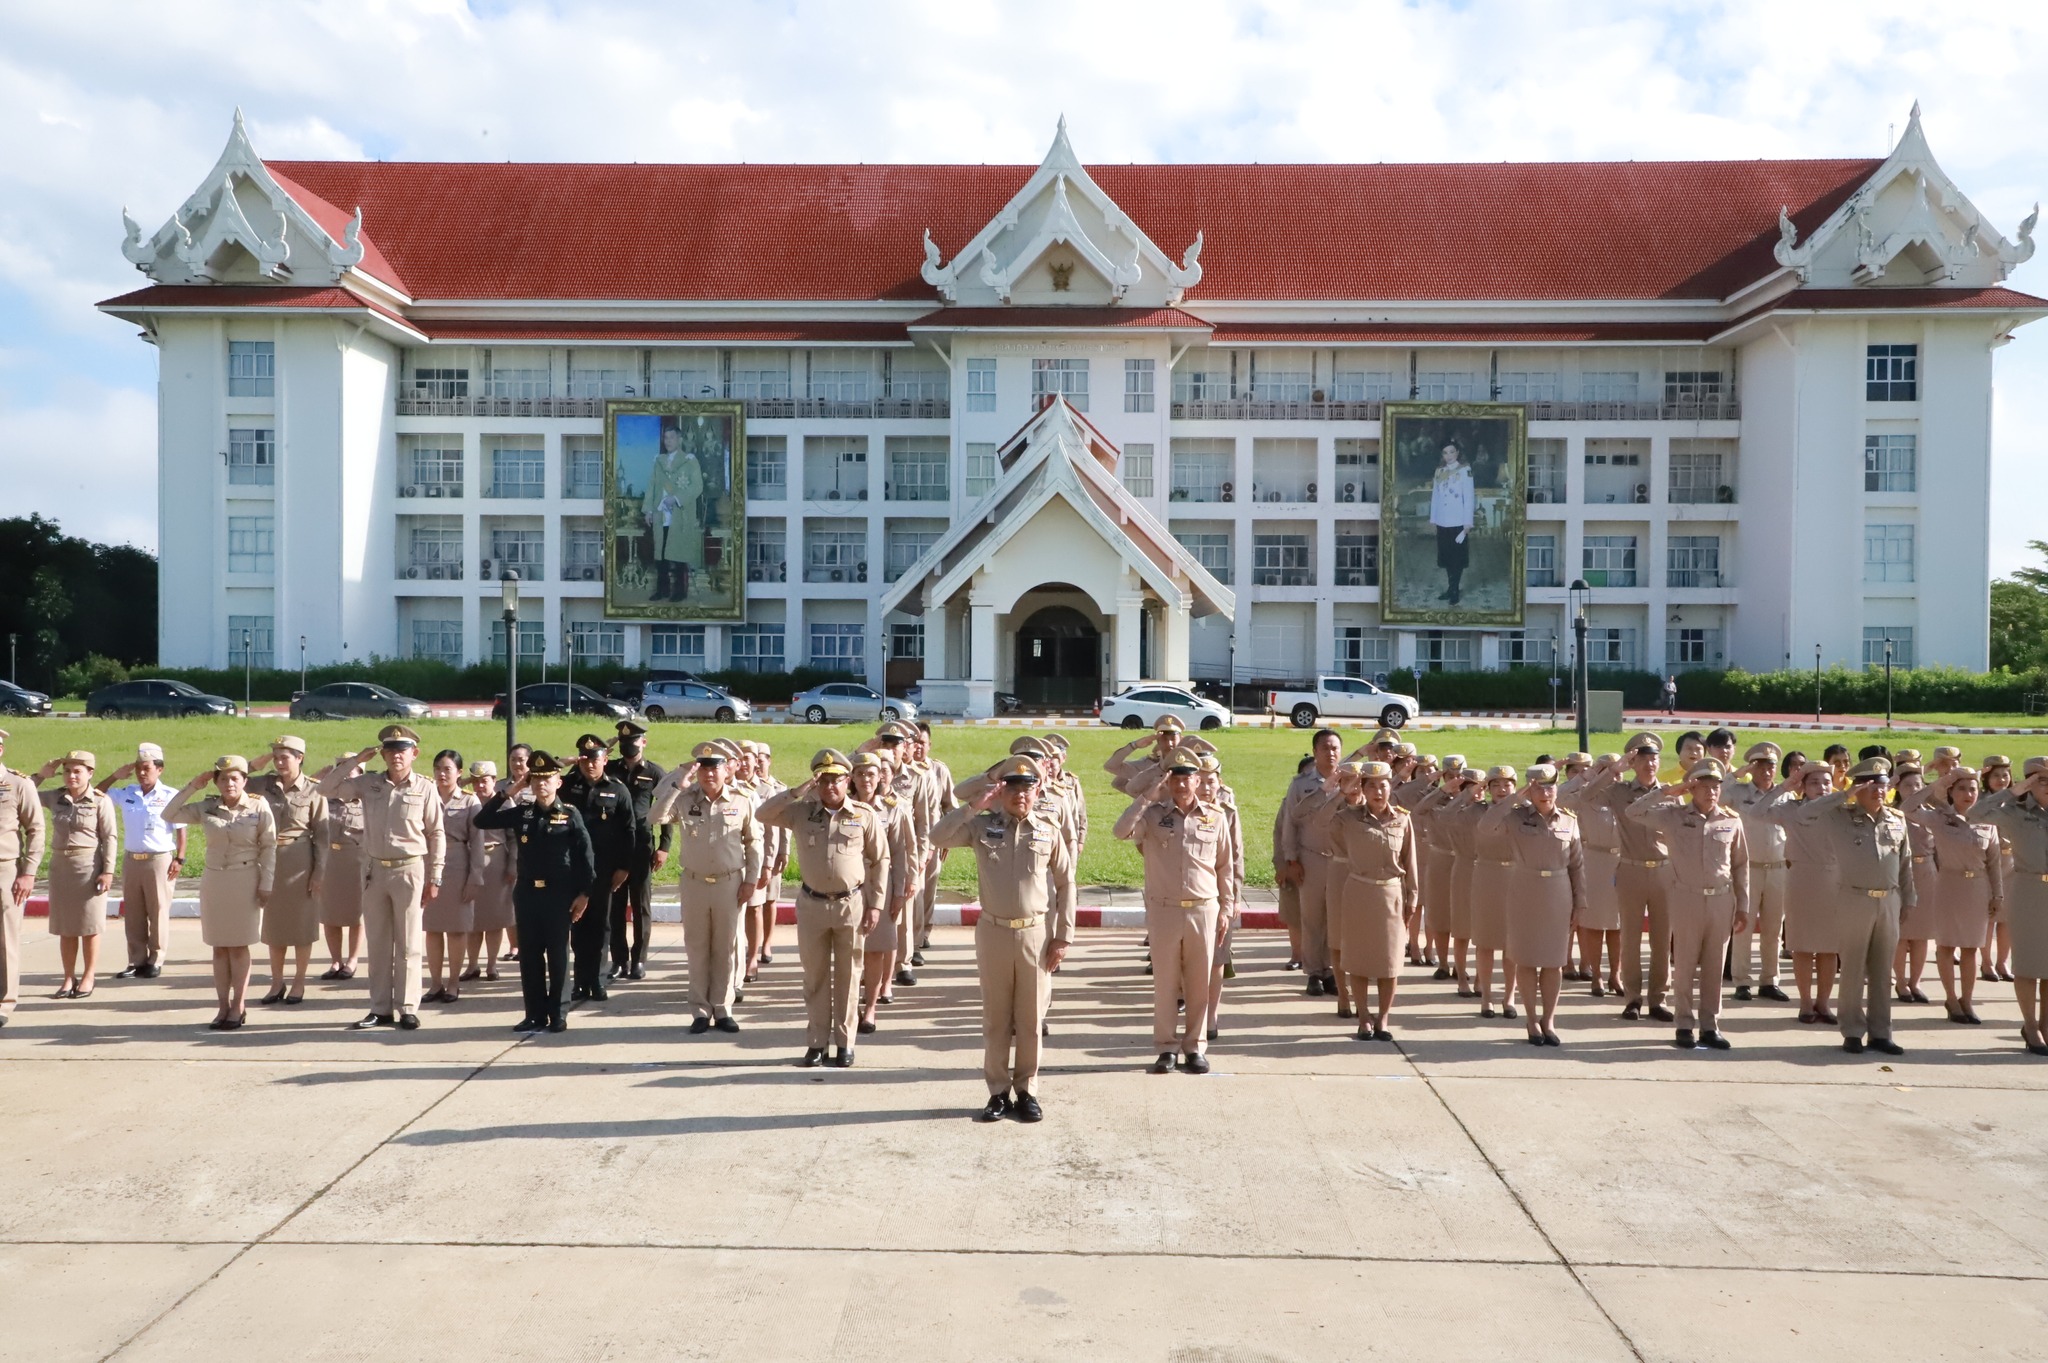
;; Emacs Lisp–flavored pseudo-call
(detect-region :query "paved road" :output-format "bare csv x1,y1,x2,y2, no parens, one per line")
3,922,2045,1361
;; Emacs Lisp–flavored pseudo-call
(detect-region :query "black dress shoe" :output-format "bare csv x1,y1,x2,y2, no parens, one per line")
116,966,139,979
321,966,347,981
1150,1051,1176,1074
857,1019,877,1035
1541,1031,1561,1047
547,1015,568,1033
1622,1001,1642,1020
514,1017,544,1033
138,962,162,979
353,1012,393,1030
1673,1029,1697,1049
830,1047,854,1068
1733,985,1752,1001
590,988,610,1002
1759,984,1790,1002
629,964,647,981
895,968,917,987
800,1047,827,1067
397,1013,421,1031
1206,1026,1218,1042
571,986,592,1002
976,1094,1010,1122
910,951,925,967
1336,1004,1356,1019
607,965,623,980
1842,1036,1866,1054
1869,1037,1905,1056
1010,1093,1043,1123
1307,975,1326,997
1178,1052,1211,1075
690,1016,711,1035
1432,966,1453,980
1700,1030,1732,1050
716,1017,740,1033
1648,1004,1676,1023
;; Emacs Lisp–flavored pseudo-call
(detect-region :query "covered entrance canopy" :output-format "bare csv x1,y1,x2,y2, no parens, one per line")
881,399,1233,717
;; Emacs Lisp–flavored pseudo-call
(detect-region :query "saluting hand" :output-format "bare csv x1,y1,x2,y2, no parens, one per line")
249,752,273,772
35,758,61,781
973,782,1002,812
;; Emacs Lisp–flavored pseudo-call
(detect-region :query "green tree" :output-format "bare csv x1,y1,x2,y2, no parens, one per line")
1989,539,2048,672
0,515,157,690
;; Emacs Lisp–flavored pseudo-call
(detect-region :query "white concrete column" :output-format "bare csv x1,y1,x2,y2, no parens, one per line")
1313,597,1335,674
1479,633,1501,670
969,597,997,682
1161,596,1192,686
924,600,949,679
1115,590,1144,691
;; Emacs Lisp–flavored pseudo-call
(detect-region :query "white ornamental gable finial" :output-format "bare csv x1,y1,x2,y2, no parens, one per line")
2015,204,2039,265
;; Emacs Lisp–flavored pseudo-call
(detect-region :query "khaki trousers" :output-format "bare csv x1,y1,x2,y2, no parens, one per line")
361,861,427,1018
977,918,1051,1097
1276,878,1301,930
0,892,19,1016
1730,863,1787,987
1615,860,1672,1007
914,850,941,948
1147,898,1219,1053
1667,887,1735,1032
797,887,861,1049
122,851,174,968
1837,890,1901,1042
1299,853,1334,978
680,870,744,1018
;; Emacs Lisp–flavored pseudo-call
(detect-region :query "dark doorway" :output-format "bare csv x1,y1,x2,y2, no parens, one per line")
1014,605,1101,709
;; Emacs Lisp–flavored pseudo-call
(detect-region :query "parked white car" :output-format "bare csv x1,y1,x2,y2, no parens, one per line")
1266,675,1420,729
640,679,751,723
1096,684,1232,731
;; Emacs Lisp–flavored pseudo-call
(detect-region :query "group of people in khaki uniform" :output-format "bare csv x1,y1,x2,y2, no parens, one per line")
7,716,2048,1114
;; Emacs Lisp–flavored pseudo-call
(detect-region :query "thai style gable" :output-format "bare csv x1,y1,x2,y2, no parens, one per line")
919,118,1203,309
1774,103,2036,289
120,109,374,289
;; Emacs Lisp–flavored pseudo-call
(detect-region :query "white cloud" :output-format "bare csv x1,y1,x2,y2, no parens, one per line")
0,381,158,550
0,0,2043,573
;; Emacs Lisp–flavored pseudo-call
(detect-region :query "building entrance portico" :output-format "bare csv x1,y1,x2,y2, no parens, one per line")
1012,600,1103,710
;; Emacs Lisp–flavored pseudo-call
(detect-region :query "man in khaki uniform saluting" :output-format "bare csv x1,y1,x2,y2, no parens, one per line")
0,729,47,1026
319,724,446,1031
933,755,1075,1122
1794,757,1916,1055
1279,728,1345,995
655,741,763,1034
1114,745,1235,1074
757,749,887,1068
1723,741,1792,1003
1628,759,1751,1049
1585,732,1677,1022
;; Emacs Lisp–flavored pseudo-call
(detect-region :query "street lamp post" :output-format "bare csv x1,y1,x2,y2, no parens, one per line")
299,635,307,696
1548,631,1560,731
7,633,15,685
1885,637,1895,730
1568,579,1592,754
564,624,576,695
1814,644,1823,724
501,572,521,760
241,629,253,717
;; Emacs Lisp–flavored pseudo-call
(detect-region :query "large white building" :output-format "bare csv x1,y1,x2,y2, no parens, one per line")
104,110,2043,714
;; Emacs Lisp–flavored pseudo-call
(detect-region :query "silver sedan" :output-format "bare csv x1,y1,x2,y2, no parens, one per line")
640,680,752,723
789,682,918,725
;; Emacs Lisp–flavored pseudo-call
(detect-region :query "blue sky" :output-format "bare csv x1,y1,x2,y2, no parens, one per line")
3,0,2043,571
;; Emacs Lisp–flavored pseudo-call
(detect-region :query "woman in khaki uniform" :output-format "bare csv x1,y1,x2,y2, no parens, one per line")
463,761,514,980
1560,755,1625,996
33,752,118,998
1981,755,2017,982
248,739,327,1005
1422,764,1482,997
1198,755,1244,1041
1890,763,1936,1004
1971,758,2048,1053
1490,765,1588,1045
852,751,916,1035
315,753,366,980
424,750,479,1003
165,757,276,1030
1912,767,2002,1024
1417,756,1464,983
1317,761,1419,1041
1468,765,1521,1018
1763,756,1839,1025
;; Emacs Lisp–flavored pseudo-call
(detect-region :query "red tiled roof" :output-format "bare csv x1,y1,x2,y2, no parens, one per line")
909,307,1210,329
1208,321,1723,344
266,167,408,292
417,319,912,343
98,284,412,328
1761,287,2048,312
258,157,1883,304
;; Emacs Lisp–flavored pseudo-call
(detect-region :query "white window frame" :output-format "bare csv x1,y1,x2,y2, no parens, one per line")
745,518,786,582
1333,528,1378,587
729,624,786,673
1031,357,1089,412
568,620,625,665
889,620,925,661
1121,442,1155,499
1124,358,1156,413
809,622,865,670
1333,626,1392,677
1580,371,1642,402
746,437,788,499
1866,344,1918,402
1864,523,1916,584
487,443,545,499
1667,535,1722,588
1173,531,1232,584
409,618,463,665
563,438,604,499
227,428,275,486
489,528,546,579
1526,533,1559,588
1862,627,1915,669
649,625,707,667
1864,433,1917,492
885,440,949,503
1582,535,1638,588
1251,533,1312,586
884,523,943,582
227,341,275,397
226,614,275,668
804,521,867,583
965,358,997,412
226,515,274,574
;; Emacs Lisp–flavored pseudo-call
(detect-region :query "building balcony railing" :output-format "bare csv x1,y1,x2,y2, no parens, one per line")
1170,397,1740,422
397,395,950,420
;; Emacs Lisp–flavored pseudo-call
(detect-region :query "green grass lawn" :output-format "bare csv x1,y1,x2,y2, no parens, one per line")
6,715,2045,891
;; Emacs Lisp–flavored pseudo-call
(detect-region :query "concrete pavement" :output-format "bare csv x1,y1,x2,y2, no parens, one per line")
3,922,2046,1361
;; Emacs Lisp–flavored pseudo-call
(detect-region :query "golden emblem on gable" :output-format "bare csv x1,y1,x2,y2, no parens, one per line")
1048,260,1075,291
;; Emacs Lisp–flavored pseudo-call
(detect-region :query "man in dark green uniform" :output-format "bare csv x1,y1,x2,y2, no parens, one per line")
605,719,671,981
474,751,595,1033
561,734,636,1003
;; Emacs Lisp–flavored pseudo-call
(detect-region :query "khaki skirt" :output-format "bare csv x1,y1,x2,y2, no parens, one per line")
201,864,262,948
1449,856,1476,939
46,850,108,937
1784,862,1838,955
1505,869,1575,969
1577,846,1623,932
261,838,321,947
1423,846,1456,939
1338,873,1405,978
1471,858,1513,952
469,838,516,934
317,842,365,927
423,884,475,935
2008,874,2048,978
1933,866,1995,951
1898,857,1937,940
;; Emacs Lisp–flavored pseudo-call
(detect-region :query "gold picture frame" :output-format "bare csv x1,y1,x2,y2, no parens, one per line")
1378,401,1527,628
603,399,747,621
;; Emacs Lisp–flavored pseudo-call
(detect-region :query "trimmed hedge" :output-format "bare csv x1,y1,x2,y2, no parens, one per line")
56,654,859,706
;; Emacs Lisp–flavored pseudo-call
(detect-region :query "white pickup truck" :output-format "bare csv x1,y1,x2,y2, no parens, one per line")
1266,675,1421,730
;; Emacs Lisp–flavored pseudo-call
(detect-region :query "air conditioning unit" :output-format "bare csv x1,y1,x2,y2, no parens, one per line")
855,563,868,583
830,569,844,582
427,564,447,580
400,485,420,498
579,566,599,581
426,485,445,498
404,566,422,579
748,566,764,582
480,558,497,580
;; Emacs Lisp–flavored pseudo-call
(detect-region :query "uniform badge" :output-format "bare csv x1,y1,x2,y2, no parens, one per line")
1161,815,1176,831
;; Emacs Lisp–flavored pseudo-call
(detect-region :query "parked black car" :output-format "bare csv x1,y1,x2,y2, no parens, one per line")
86,679,237,718
289,682,433,721
491,683,633,721
0,681,52,716
606,669,701,704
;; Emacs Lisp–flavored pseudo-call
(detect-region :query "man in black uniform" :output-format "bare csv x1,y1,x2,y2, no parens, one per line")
474,751,595,1033
605,719,671,981
561,734,636,1003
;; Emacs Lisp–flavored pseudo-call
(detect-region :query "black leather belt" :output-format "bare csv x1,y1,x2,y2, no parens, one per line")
802,882,863,900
